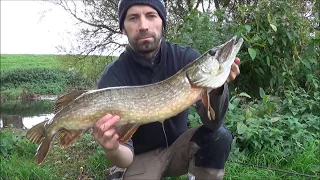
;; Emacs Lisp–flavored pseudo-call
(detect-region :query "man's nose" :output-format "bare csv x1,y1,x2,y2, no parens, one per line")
139,16,148,30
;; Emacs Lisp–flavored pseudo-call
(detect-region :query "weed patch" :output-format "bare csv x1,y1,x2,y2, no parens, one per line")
0,68,93,100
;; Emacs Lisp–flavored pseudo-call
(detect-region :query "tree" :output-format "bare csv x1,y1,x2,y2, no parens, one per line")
48,0,240,56
46,0,227,83
50,0,123,57
48,0,317,56
47,0,319,97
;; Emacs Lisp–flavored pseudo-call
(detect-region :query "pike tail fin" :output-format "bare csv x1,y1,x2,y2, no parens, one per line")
35,135,54,164
26,120,48,144
26,120,54,164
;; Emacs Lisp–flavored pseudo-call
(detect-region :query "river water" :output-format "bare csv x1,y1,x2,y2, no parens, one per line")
0,99,56,129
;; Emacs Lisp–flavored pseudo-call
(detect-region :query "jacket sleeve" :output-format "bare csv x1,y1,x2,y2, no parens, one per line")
195,84,229,132
97,61,124,89
182,48,230,132
96,62,135,154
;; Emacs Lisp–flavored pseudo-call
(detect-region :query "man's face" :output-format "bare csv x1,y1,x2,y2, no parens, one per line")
123,5,163,54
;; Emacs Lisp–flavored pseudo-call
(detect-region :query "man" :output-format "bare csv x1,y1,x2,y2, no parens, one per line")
92,0,240,179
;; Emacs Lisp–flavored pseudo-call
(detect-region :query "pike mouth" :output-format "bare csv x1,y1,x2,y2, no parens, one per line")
232,36,244,47
212,36,243,64
208,36,242,57
232,36,244,53
232,36,238,44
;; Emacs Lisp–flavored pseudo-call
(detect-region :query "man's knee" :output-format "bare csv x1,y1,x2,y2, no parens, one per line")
190,125,233,169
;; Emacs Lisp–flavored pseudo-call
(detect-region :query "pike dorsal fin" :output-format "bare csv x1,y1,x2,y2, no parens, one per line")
118,123,140,143
53,90,88,114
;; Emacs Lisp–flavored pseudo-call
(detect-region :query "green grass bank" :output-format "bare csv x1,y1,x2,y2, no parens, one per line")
0,54,112,101
0,127,319,180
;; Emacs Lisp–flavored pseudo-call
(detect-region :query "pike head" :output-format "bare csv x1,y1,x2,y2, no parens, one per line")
186,36,244,89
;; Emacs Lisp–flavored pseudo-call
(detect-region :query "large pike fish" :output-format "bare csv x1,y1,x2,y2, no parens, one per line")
26,36,243,164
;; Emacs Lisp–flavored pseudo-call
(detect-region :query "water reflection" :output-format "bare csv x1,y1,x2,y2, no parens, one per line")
0,99,55,129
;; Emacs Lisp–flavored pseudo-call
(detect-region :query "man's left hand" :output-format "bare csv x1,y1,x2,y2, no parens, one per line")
210,57,241,95
227,57,240,82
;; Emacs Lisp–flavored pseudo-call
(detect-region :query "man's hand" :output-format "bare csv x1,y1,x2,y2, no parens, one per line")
92,114,134,168
92,114,120,151
227,57,240,82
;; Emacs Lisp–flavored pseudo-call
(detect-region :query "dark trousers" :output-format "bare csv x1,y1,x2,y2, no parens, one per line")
120,125,233,179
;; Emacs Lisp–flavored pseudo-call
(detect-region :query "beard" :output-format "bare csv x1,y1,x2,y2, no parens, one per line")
127,30,162,54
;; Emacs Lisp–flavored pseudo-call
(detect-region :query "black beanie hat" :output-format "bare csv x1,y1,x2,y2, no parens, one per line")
118,0,167,31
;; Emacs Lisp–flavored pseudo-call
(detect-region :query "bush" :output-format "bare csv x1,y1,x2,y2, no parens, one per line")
0,68,93,95
230,0,319,97
167,0,319,99
57,55,114,84
224,88,320,157
167,10,233,54
0,129,36,158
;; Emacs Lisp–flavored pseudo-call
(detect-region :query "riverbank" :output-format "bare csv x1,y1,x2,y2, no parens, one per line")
0,54,97,101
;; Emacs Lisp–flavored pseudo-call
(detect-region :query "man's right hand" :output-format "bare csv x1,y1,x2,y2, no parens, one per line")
92,114,134,168
92,114,121,152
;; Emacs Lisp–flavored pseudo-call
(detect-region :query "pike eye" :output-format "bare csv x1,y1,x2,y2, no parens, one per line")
209,48,217,56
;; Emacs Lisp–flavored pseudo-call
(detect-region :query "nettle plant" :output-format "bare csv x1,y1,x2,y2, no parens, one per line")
231,0,318,97
225,88,319,157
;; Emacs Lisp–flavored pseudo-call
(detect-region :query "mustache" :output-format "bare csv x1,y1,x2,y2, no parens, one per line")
135,30,155,39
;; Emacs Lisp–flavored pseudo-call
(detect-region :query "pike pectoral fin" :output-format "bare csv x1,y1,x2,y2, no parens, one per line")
26,120,48,144
118,123,140,143
201,90,216,120
209,106,216,120
53,90,88,114
58,129,84,147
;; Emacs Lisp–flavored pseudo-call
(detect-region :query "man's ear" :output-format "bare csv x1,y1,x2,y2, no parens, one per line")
122,28,127,35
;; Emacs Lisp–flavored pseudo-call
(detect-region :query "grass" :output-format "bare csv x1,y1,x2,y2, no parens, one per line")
0,128,110,180
0,54,94,100
1,128,319,180
0,54,63,70
0,54,114,101
0,54,64,100
224,141,320,180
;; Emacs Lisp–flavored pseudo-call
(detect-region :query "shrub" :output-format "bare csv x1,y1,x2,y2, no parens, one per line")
0,68,93,95
231,0,319,97
224,88,320,157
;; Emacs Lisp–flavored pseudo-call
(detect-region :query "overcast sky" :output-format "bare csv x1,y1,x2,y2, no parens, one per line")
1,0,84,55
